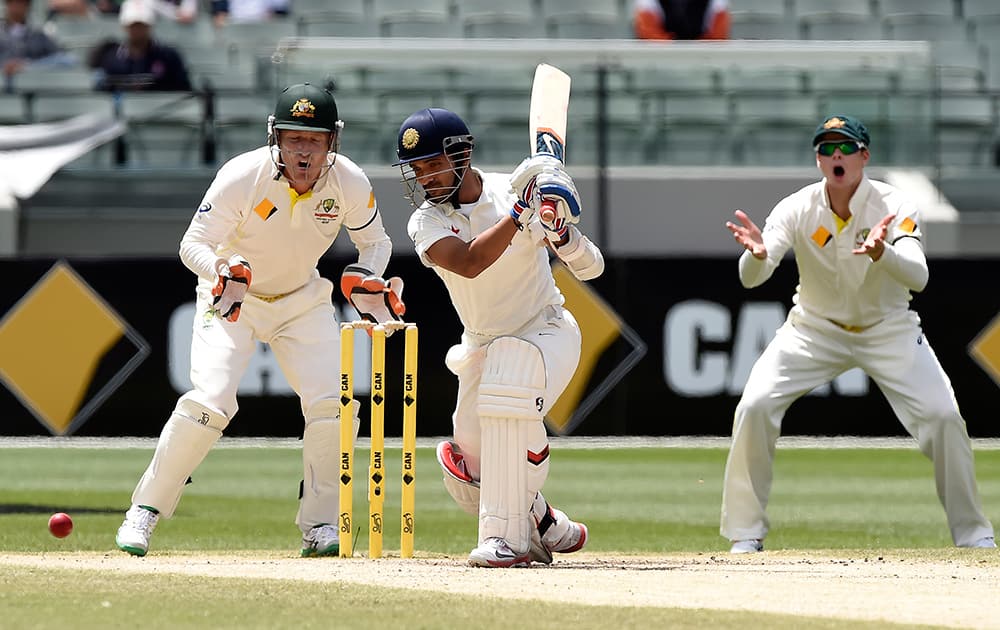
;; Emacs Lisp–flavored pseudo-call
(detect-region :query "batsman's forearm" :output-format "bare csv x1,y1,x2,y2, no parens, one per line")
554,226,604,280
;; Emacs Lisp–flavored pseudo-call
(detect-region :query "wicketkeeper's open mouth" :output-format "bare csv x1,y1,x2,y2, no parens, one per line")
833,166,845,177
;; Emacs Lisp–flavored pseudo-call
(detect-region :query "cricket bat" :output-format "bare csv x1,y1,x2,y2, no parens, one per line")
528,63,571,224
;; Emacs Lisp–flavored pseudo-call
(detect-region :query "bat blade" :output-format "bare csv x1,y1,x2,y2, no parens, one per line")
528,63,571,222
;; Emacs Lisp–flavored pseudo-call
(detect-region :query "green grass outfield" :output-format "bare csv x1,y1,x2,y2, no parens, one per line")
1,437,998,629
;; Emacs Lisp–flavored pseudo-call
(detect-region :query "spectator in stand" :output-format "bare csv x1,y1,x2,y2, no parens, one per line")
210,0,289,27
89,0,191,91
47,0,120,16
633,0,730,40
2,0,77,90
154,0,198,24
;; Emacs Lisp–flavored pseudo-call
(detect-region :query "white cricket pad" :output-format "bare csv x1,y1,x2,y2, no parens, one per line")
477,337,550,553
132,397,229,518
296,398,360,532
477,336,547,420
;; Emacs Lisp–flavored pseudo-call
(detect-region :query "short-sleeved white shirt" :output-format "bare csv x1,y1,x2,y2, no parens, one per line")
407,168,564,337
746,176,923,327
180,147,389,297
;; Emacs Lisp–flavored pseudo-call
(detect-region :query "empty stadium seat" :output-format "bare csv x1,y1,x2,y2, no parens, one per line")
884,14,968,41
730,14,800,40
935,93,997,167
879,0,957,19
803,15,884,40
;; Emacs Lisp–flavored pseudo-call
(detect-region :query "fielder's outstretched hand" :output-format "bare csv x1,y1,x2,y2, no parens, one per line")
853,213,895,261
212,255,252,322
726,210,767,260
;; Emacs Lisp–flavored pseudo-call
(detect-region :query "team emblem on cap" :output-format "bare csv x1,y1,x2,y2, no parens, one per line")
402,128,420,150
290,98,316,119
823,117,846,129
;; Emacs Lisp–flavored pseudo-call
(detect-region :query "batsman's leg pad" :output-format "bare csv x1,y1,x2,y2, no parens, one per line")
296,398,360,532
437,440,480,516
477,337,550,554
477,336,547,421
132,397,229,519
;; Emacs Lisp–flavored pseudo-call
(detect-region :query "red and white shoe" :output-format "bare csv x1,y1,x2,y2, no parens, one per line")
536,503,588,556
468,537,531,568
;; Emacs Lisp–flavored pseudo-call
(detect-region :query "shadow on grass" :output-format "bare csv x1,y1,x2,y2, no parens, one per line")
0,504,121,515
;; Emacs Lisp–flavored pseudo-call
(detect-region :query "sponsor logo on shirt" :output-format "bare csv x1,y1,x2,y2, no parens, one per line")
811,226,832,248
253,198,277,221
198,202,212,213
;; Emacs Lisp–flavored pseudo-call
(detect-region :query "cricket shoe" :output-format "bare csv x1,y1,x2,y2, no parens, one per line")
530,503,588,564
730,539,764,554
468,537,531,568
116,505,160,557
966,536,996,549
301,524,340,557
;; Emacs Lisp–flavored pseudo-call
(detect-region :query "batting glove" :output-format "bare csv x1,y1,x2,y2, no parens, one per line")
535,167,581,225
212,254,252,322
510,154,562,202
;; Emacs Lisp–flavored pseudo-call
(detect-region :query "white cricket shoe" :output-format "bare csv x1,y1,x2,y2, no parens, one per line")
545,518,588,554
730,539,764,553
531,504,588,564
966,536,996,549
468,537,531,568
301,524,340,557
529,527,553,565
116,505,160,557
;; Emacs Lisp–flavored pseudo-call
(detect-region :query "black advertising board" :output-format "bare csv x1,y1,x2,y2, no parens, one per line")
1,256,996,437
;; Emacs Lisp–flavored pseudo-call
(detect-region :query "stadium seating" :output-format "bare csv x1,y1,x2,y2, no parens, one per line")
1,0,992,175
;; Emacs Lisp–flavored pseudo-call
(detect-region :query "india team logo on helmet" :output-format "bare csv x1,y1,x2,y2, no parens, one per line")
401,128,420,151
394,108,474,165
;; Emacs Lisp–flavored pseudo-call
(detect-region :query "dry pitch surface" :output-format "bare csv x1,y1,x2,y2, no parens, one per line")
3,551,998,629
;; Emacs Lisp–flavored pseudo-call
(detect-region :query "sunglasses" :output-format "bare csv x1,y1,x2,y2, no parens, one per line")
814,141,865,156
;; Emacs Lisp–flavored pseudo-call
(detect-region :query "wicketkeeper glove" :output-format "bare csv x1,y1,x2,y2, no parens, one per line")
349,275,406,332
212,254,252,322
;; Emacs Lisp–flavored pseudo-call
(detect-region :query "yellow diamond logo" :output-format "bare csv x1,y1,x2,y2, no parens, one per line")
970,313,1000,388
547,263,646,435
0,262,149,435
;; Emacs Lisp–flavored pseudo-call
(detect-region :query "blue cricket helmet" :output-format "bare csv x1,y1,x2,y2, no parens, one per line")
394,108,475,165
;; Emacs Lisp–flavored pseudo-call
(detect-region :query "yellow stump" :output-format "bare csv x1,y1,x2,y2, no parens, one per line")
400,324,418,558
368,325,386,559
338,323,354,558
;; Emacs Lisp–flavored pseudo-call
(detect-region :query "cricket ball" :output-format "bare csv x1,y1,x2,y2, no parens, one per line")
48,512,73,538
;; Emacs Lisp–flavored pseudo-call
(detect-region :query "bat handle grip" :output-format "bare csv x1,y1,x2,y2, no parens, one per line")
540,200,557,224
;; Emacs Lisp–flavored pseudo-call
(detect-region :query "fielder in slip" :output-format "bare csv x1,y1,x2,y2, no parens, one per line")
115,83,404,557
394,106,604,567
722,114,996,553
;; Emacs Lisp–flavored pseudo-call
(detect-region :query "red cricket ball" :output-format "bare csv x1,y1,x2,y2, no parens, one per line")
48,512,73,538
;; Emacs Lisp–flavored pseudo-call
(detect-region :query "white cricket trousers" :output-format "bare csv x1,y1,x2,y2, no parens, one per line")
186,276,341,417
721,307,994,547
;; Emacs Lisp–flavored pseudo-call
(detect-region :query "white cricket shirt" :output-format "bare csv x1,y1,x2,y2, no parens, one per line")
180,147,391,297
407,168,564,337
740,176,926,328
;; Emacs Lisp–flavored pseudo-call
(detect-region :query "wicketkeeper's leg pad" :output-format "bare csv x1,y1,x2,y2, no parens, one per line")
477,336,550,554
132,396,230,519
296,398,360,532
